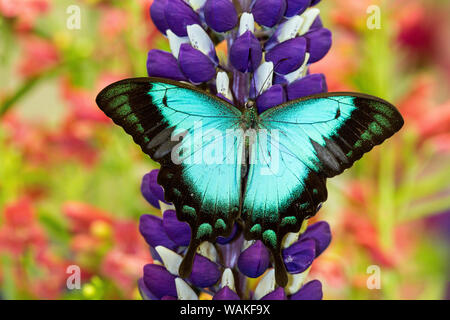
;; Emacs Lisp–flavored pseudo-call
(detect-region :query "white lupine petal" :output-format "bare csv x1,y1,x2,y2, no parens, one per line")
187,24,214,56
216,72,233,101
196,241,218,262
187,0,206,10
278,16,304,43
167,29,189,58
282,218,309,248
298,8,320,35
284,53,310,83
175,278,198,300
255,61,274,94
282,232,300,249
155,246,182,276
159,200,176,213
253,269,276,300
239,12,255,35
285,267,311,295
221,268,236,292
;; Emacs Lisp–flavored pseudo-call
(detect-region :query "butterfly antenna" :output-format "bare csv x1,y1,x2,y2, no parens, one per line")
255,58,289,99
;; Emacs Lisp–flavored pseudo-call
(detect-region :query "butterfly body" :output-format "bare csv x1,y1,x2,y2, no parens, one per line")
96,77,403,287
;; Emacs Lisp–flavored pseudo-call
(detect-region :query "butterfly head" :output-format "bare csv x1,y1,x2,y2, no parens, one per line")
245,99,256,110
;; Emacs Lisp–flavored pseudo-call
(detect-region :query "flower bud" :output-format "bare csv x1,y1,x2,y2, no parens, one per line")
285,0,310,18
282,238,316,273
165,0,201,36
143,264,177,299
290,279,323,300
304,27,332,63
139,214,177,250
252,0,286,28
286,73,327,100
266,37,307,75
162,210,191,247
147,49,187,81
150,0,169,34
178,43,216,83
256,84,286,113
237,240,270,278
204,0,238,32
229,31,262,72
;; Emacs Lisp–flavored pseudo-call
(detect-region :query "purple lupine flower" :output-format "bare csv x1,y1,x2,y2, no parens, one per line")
140,0,334,300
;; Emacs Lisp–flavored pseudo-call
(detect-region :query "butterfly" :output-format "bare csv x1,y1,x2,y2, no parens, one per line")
96,77,403,287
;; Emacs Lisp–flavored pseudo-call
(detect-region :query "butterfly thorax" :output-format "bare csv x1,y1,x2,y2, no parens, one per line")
241,101,259,130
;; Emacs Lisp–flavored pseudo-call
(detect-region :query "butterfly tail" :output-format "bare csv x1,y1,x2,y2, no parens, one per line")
178,239,200,279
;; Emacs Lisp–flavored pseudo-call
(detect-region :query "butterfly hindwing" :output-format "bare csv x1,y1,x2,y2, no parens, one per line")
96,78,244,277
242,93,404,286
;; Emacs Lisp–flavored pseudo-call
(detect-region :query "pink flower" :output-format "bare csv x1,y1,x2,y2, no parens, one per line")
18,36,59,77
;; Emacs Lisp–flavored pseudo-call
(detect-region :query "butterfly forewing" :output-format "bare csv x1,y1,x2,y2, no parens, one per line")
96,78,244,277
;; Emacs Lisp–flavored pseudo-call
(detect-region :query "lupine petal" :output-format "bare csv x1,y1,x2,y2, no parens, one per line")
304,28,332,63
229,31,262,73
252,0,286,28
285,0,310,17
150,0,169,34
239,12,255,35
189,254,221,287
155,246,183,275
204,0,238,32
220,268,236,291
256,84,286,113
310,0,322,5
167,29,190,58
237,240,270,278
290,279,323,300
175,278,198,300
139,214,177,250
286,73,327,100
283,239,316,274
178,44,216,83
253,269,276,300
300,221,331,257
266,37,306,75
161,295,177,300
143,264,177,299
165,0,201,37
261,287,287,300
187,24,218,63
216,71,233,102
310,15,323,30
147,49,187,81
216,223,238,244
162,210,191,246
254,61,274,95
141,170,168,209
213,286,241,300
298,7,320,35
138,277,158,300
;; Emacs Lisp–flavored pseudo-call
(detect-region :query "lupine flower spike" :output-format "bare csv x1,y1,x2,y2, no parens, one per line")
139,0,333,300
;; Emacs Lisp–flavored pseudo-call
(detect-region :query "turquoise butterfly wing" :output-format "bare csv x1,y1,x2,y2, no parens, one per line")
96,78,245,276
242,93,404,285
97,78,404,287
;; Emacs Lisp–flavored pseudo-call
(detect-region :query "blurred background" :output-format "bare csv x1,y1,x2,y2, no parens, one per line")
0,0,448,300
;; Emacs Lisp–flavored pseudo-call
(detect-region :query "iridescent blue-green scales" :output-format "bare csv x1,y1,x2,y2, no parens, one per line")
96,77,403,286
